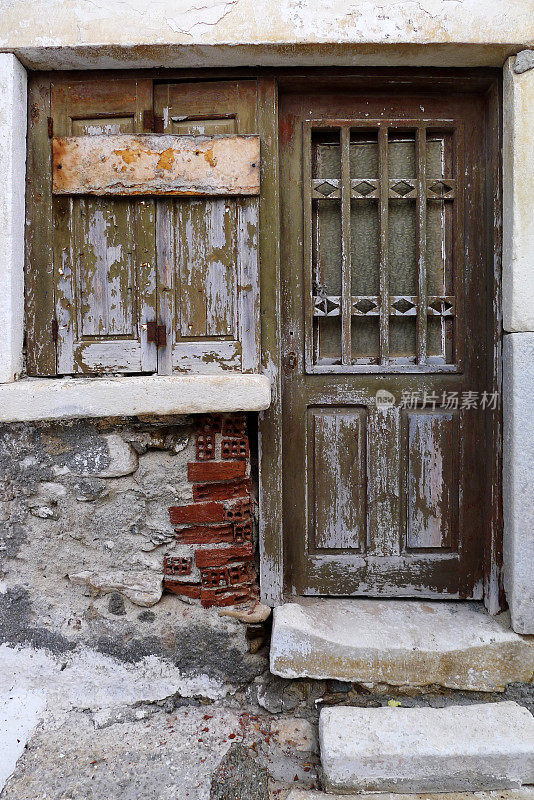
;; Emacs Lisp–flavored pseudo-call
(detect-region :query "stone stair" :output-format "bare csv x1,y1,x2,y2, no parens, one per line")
269,600,534,798
319,702,534,794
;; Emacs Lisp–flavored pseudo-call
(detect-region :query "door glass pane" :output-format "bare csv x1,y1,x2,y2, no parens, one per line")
312,137,342,364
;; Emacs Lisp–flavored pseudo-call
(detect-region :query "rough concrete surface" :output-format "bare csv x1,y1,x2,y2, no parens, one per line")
270,599,534,691
319,702,534,793
0,701,320,799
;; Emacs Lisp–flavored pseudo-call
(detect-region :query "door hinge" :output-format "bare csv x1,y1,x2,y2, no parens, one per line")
146,321,167,348
51,318,59,342
47,117,53,138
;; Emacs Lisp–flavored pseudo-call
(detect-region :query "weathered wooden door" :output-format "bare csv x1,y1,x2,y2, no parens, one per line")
280,89,495,598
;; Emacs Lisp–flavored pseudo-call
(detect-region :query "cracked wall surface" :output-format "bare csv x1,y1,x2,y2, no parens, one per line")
0,0,532,69
0,416,268,698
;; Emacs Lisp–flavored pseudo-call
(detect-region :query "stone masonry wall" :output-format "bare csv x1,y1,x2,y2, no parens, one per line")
0,413,268,698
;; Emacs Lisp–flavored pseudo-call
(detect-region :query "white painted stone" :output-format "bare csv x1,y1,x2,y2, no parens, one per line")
0,0,532,70
92,434,139,478
69,570,163,607
319,702,534,793
514,50,534,74
503,58,534,332
0,642,229,710
270,599,534,691
286,791,534,800
0,54,26,383
0,374,271,422
0,689,47,792
503,333,534,633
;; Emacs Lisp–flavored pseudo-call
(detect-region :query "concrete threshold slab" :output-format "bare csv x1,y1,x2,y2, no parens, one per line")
270,599,534,691
285,790,534,800
319,702,534,793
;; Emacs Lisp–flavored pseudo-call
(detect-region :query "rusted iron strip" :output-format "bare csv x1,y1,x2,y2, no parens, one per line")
52,134,260,196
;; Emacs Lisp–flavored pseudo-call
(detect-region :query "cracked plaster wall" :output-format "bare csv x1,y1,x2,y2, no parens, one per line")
0,0,532,70
0,417,267,698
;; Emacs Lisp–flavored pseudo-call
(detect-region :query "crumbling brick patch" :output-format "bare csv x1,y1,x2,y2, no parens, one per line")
163,413,257,608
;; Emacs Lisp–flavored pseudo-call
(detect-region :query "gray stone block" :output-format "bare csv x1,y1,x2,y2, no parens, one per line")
270,599,534,690
503,333,534,633
319,702,534,793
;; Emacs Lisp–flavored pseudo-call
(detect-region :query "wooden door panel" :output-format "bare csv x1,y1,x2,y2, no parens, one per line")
154,81,259,374
405,409,459,551
51,79,157,375
280,88,490,599
308,407,367,552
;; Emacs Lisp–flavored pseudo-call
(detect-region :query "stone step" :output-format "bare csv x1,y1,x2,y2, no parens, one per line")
319,702,534,794
270,599,534,691
285,791,534,800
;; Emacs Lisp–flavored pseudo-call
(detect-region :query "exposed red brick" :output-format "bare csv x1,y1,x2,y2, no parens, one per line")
163,555,192,576
169,501,225,525
223,497,251,523
164,580,201,599
200,587,250,608
192,479,250,502
175,524,234,545
200,563,254,589
196,433,215,461
233,520,253,543
222,414,246,437
195,414,222,434
187,462,246,483
221,437,249,460
195,543,253,569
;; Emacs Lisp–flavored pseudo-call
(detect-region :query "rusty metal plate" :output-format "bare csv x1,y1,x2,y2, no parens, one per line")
52,134,260,196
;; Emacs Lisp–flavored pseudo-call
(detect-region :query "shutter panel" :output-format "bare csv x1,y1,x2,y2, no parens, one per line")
154,81,260,374
51,78,158,375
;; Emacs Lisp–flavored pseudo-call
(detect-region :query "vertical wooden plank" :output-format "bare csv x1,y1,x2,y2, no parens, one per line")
258,76,284,605
302,122,314,372
25,76,56,375
136,198,158,372
54,195,75,374
378,125,390,364
311,409,367,550
368,405,401,556
178,199,208,337
406,410,458,550
237,198,260,371
340,127,352,365
156,198,174,375
205,198,236,337
483,78,504,613
416,126,428,364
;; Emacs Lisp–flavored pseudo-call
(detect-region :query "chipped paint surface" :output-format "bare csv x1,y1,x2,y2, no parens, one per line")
52,134,260,197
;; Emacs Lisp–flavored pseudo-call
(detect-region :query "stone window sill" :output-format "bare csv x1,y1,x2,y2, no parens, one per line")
0,374,271,423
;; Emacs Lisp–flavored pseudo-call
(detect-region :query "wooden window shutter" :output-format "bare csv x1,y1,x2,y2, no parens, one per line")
153,81,260,374
26,77,260,377
49,77,158,375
